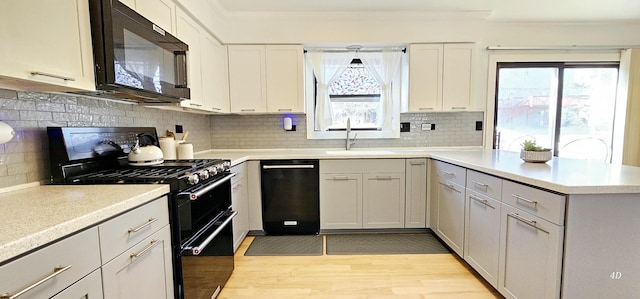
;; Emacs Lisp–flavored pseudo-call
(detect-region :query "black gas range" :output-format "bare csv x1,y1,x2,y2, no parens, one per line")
47,127,236,299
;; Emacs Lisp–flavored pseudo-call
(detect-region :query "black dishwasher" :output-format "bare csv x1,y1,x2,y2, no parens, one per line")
260,159,320,235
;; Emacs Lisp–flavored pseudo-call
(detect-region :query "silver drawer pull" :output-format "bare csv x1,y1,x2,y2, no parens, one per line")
189,103,202,107
130,240,160,261
438,181,461,193
128,218,158,234
376,176,392,180
212,107,222,111
470,195,495,209
473,181,488,190
1,265,72,299
30,71,75,81
332,176,350,181
509,213,549,234
278,108,292,111
512,194,538,206
451,107,467,110
418,107,434,110
409,161,425,165
443,171,455,177
240,109,255,112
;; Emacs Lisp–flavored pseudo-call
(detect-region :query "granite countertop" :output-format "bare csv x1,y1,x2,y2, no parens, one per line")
0,184,170,265
195,147,640,194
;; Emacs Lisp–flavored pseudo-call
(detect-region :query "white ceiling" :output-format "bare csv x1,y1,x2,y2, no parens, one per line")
214,0,640,21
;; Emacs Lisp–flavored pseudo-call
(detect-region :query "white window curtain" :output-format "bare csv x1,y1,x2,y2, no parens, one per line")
358,51,403,129
306,51,355,131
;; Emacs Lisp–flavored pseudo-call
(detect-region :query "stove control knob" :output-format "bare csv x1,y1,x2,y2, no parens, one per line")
187,174,200,185
208,166,218,175
216,165,225,173
223,161,231,170
199,170,210,180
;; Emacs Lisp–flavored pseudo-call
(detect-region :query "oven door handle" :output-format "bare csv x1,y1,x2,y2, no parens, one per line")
178,172,236,200
185,210,238,255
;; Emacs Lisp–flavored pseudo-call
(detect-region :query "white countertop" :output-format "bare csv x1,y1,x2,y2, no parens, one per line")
195,147,640,194
0,184,169,264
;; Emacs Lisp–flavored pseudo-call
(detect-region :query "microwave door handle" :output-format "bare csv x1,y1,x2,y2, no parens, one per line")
174,50,188,88
186,210,238,255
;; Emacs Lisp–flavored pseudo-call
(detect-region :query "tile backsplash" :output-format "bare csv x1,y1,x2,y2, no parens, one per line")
0,88,210,188
209,112,484,149
0,86,484,189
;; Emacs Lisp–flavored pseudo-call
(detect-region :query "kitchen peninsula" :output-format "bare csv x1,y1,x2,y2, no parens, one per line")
196,148,640,298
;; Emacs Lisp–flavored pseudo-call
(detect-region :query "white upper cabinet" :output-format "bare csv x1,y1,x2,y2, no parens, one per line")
175,9,205,110
0,0,95,92
201,33,230,113
228,45,268,113
408,44,443,111
266,45,305,113
442,44,475,111
228,45,304,113
408,43,475,112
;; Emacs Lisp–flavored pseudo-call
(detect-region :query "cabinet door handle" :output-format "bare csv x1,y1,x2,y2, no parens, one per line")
375,176,392,180
30,71,75,82
409,161,425,165
470,194,495,209
240,109,255,112
0,265,72,299
472,181,489,190
511,194,538,206
438,181,461,193
418,107,434,111
189,103,202,107
443,171,455,177
508,212,549,234
130,239,160,261
212,107,222,111
128,218,158,234
451,107,467,110
332,176,350,181
278,108,292,112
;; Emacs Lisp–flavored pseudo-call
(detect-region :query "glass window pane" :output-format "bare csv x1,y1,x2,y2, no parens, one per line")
328,62,381,129
495,67,558,151
558,67,618,162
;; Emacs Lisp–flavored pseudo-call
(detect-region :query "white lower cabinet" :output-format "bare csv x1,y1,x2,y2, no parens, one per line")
320,159,405,230
320,173,363,229
0,227,101,299
231,163,249,252
464,190,501,287
498,204,563,299
102,226,174,299
363,173,405,229
405,159,428,228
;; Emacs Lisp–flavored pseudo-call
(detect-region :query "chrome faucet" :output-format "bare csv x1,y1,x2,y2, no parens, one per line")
346,117,357,150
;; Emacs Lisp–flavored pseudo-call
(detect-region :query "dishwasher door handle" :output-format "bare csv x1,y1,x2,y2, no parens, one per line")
263,165,315,169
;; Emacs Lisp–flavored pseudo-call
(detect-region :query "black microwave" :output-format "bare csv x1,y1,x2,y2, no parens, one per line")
88,0,190,103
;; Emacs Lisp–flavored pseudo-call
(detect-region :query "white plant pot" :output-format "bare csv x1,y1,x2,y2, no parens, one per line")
520,150,552,163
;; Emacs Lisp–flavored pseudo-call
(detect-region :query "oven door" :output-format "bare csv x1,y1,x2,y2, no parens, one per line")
180,208,236,299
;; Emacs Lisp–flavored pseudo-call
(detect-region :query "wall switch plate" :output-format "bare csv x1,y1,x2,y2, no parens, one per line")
400,122,410,132
175,125,184,133
475,121,483,131
422,123,436,131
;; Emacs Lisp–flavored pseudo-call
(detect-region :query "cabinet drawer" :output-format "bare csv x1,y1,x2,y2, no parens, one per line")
433,160,466,186
321,159,405,173
51,269,103,299
466,170,502,200
502,181,565,225
98,196,169,263
0,227,100,299
231,162,246,184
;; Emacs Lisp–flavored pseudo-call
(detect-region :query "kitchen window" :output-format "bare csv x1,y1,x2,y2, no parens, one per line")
493,62,620,162
305,49,405,139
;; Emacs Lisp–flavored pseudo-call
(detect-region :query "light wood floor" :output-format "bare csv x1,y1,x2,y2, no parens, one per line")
219,236,503,299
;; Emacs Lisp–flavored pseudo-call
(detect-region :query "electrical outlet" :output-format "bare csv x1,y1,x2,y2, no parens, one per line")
421,123,436,131
475,121,483,131
400,122,410,132
175,125,183,133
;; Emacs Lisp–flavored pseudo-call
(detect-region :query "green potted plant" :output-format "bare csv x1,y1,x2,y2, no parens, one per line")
520,140,552,163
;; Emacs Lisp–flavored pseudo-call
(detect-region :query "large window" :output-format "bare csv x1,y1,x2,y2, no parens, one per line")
494,62,619,162
305,49,404,139
327,59,381,130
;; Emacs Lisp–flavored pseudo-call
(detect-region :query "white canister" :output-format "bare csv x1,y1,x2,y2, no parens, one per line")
158,137,177,160
177,142,194,159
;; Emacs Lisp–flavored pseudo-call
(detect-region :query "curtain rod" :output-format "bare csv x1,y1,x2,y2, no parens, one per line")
304,48,406,53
